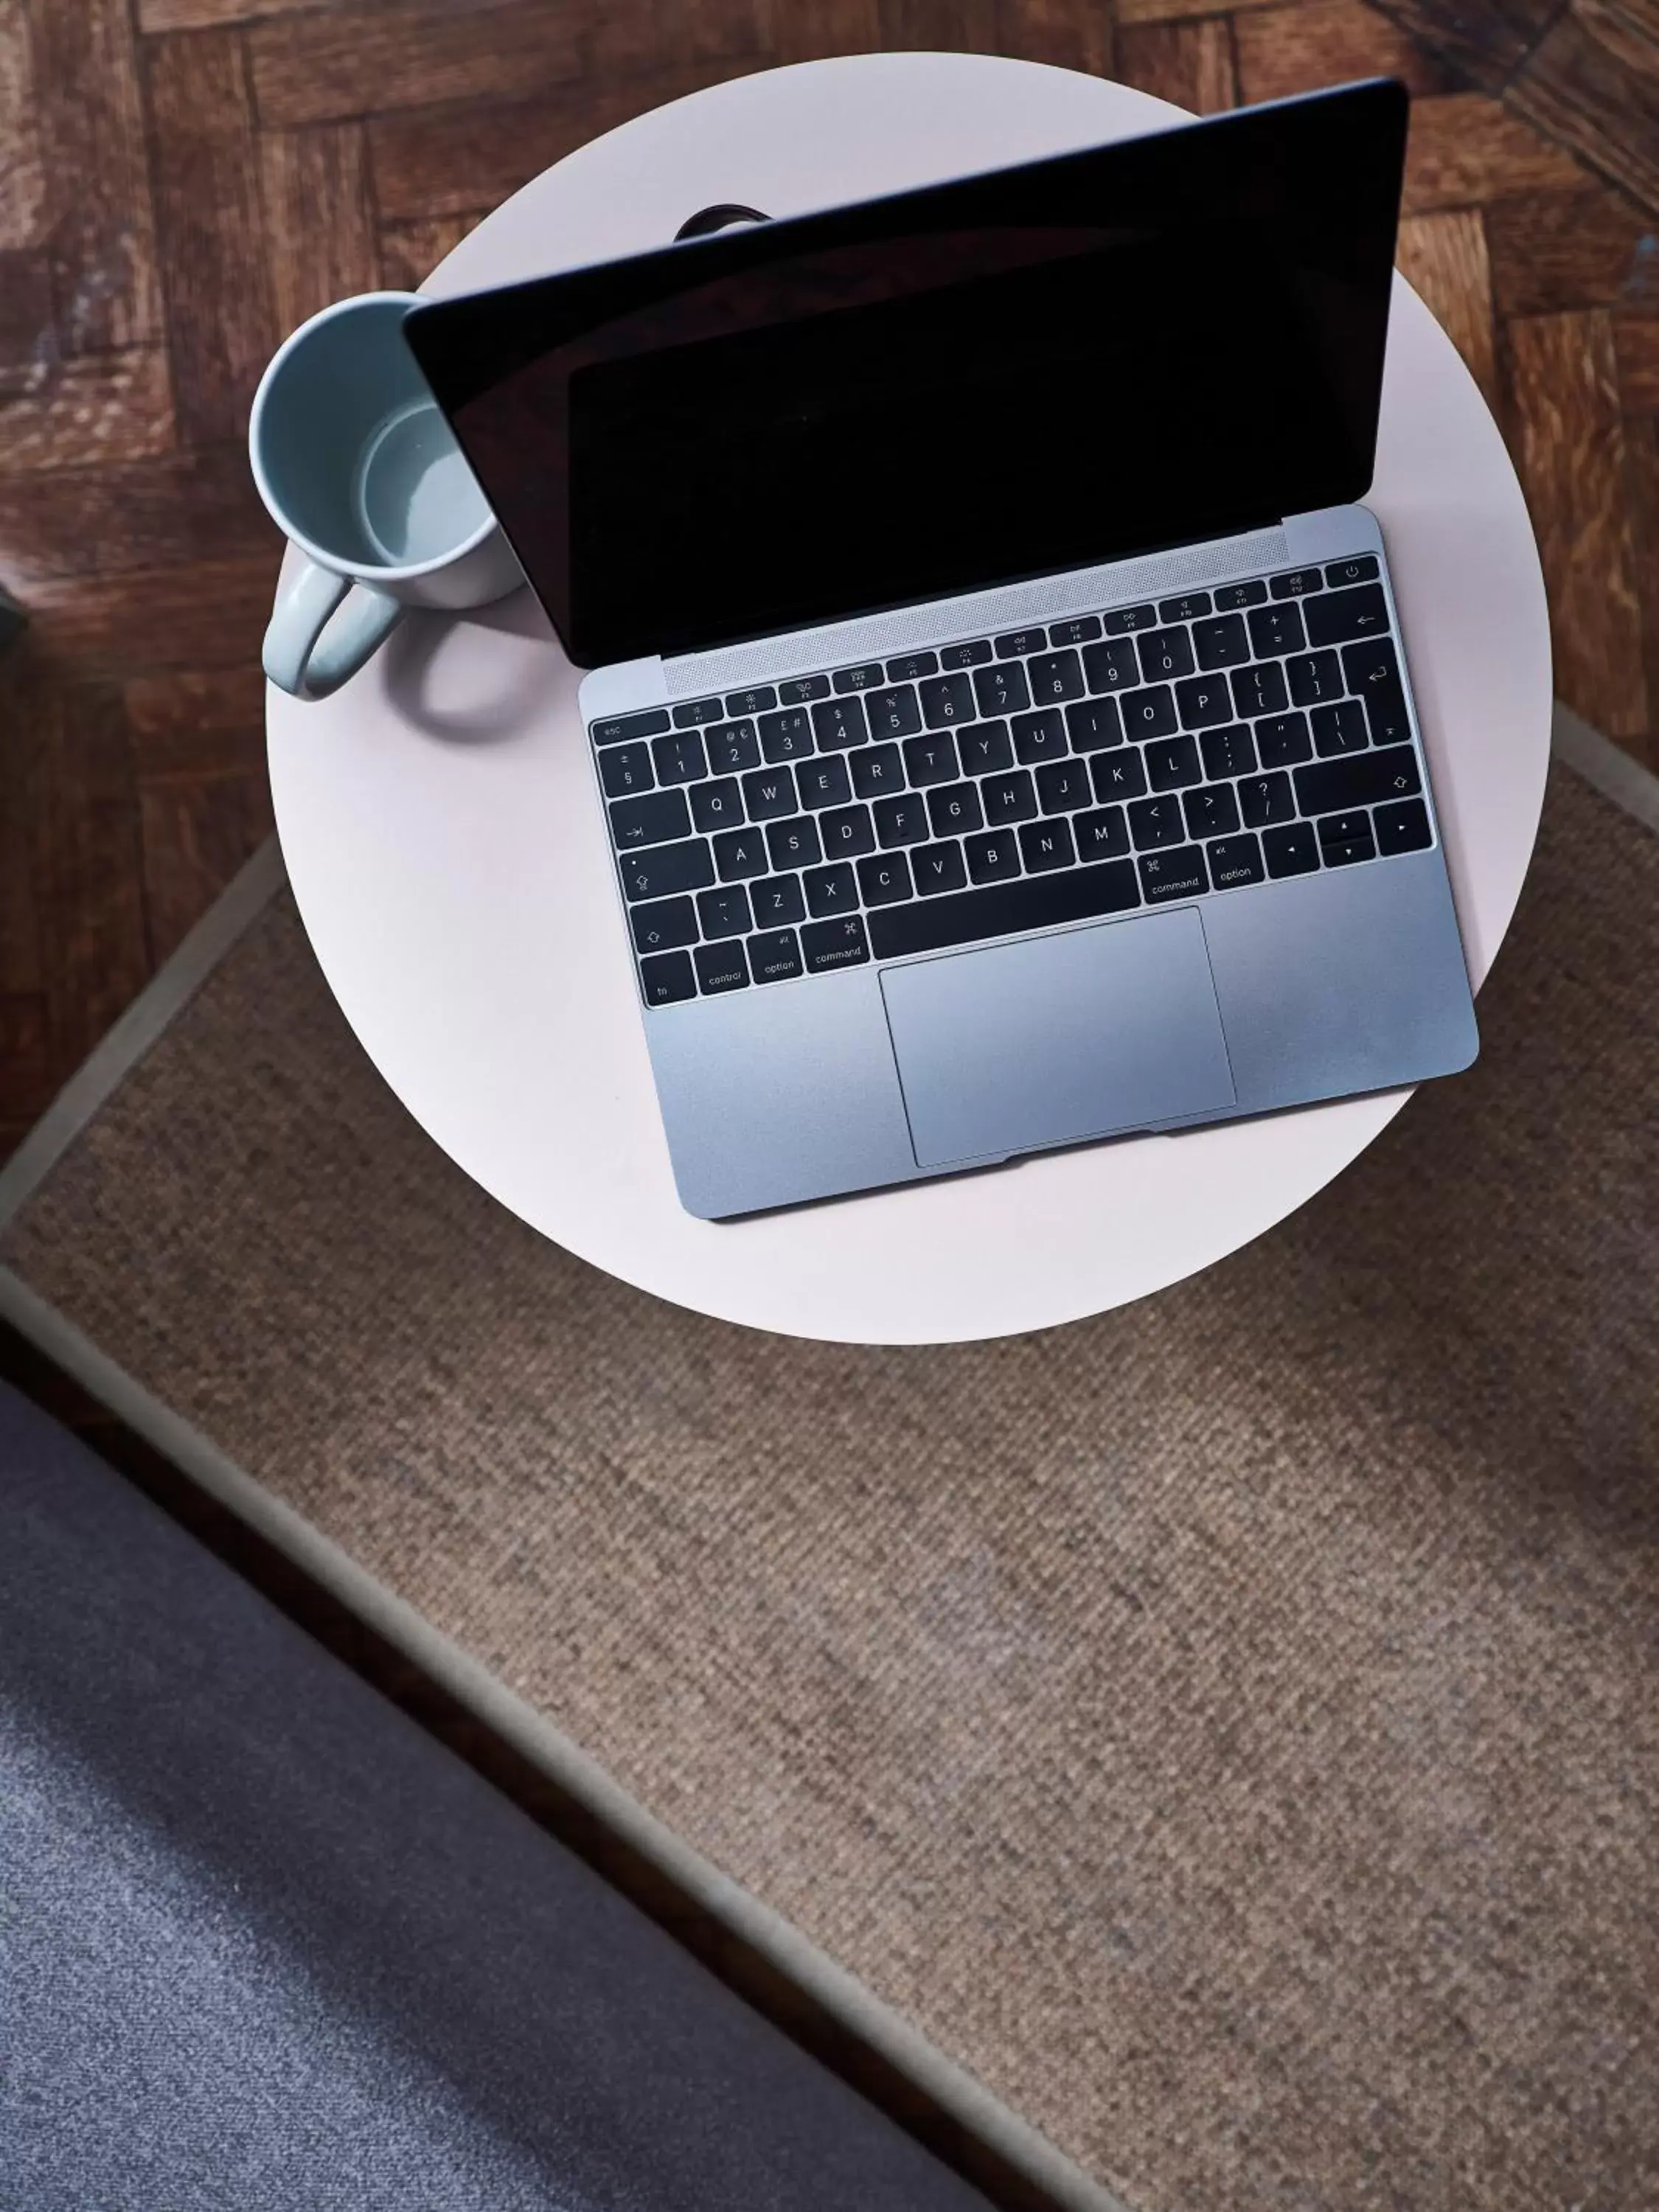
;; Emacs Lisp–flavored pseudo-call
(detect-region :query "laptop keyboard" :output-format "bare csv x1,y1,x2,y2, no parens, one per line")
588,556,1433,1007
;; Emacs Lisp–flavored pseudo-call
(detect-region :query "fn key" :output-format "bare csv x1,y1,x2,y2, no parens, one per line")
639,950,696,1005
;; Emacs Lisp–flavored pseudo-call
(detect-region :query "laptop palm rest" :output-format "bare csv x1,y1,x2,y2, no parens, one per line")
880,908,1237,1169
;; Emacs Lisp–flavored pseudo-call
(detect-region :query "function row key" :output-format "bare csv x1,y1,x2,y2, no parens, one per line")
1158,591,1211,623
1269,568,1325,599
887,650,938,681
994,627,1049,658
671,697,726,727
832,662,885,692
1103,602,1158,635
939,639,993,669
592,708,669,745
1326,554,1378,588
725,686,776,715
1211,580,1267,611
779,674,830,704
1048,616,1102,647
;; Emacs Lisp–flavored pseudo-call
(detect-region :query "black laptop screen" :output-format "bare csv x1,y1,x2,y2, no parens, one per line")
405,80,1407,669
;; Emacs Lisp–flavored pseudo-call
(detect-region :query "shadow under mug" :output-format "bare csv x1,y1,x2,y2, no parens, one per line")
249,291,524,701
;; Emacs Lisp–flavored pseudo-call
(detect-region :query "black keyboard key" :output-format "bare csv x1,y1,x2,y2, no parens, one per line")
1137,627,1195,682
1199,723,1256,780
1255,712,1312,767
1193,613,1251,668
1340,634,1401,692
820,803,875,858
1295,748,1422,817
725,686,776,717
599,742,654,796
1048,615,1102,647
609,789,689,849
1121,686,1178,741
712,826,770,880
1012,708,1068,765
1247,602,1306,658
1103,602,1158,633
994,627,1048,658
639,949,696,1005
857,852,914,905
801,914,870,972
1343,639,1411,744
766,815,821,872
619,838,713,902
1270,567,1324,599
914,841,968,894
874,792,931,846
1075,804,1130,861
903,730,961,787
1211,580,1267,611
1082,639,1141,693
940,639,992,668
850,742,905,799
1175,673,1234,729
1035,759,1092,813
1144,733,1203,790
1207,832,1265,888
652,729,706,785
1065,697,1124,751
672,697,724,727
1374,797,1432,855
706,720,760,773
697,884,753,939
804,863,858,917
1138,844,1208,905
1359,683,1412,748
630,896,699,954
866,684,922,739
958,720,1014,775
869,857,1139,959
752,873,807,926
973,661,1031,717
1159,591,1211,622
1231,661,1288,719
742,765,800,821
1129,795,1186,850
748,928,803,984
919,672,977,726
1287,650,1343,708
1183,782,1241,841
812,695,869,749
693,939,749,994
965,831,1022,884
928,782,984,837
1018,818,1076,874
689,778,744,833
796,756,853,811
886,651,938,681
1263,822,1320,877
1318,813,1378,867
832,663,884,692
1312,700,1370,757
1091,749,1148,801
1028,648,1085,703
1239,771,1295,828
759,707,815,761
1305,582,1388,645
982,771,1037,825
1326,555,1380,588
778,674,830,704
594,708,669,745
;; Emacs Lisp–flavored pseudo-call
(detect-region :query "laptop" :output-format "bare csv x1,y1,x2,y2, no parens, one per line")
405,77,1478,1221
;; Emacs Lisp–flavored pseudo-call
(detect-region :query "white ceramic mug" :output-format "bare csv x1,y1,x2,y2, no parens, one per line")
249,291,523,700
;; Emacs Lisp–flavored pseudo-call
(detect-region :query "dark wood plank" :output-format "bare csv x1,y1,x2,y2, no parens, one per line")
0,349,174,474
24,554,279,675
1365,0,1563,91
24,0,162,353
877,0,998,46
1613,313,1659,409
1506,308,1649,738
377,215,484,293
125,665,268,779
0,246,52,366
139,770,274,961
143,27,277,448
990,0,1114,69
0,445,271,584
1619,406,1659,771
1398,209,1498,401
249,0,596,129
1116,18,1239,113
0,0,46,251
765,0,880,60
0,652,45,995
0,989,50,1138
1486,188,1659,318
1234,0,1463,104
1403,94,1589,214
260,122,377,338
139,0,327,27
1508,0,1659,215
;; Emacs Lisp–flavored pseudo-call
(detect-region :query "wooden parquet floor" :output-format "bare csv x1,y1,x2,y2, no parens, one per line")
1,0,1656,1153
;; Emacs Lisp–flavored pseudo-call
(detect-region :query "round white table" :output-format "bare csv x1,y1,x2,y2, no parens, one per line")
268,52,1552,1346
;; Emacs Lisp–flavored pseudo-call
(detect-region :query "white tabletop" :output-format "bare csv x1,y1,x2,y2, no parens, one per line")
268,52,1551,1345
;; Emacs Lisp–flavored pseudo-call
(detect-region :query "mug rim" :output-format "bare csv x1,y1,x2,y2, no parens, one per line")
248,288,500,583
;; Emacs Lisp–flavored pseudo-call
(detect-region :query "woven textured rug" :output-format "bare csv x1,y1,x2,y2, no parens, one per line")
3,754,1655,2212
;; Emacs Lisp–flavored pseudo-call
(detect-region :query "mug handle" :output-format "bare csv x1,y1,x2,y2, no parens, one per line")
262,558,404,700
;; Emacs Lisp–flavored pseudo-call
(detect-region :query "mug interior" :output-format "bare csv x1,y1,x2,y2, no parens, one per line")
254,296,490,574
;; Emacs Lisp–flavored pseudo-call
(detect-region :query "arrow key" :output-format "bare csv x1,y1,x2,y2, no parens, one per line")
1374,797,1432,855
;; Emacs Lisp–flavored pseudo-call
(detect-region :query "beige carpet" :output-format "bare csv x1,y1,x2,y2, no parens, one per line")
4,762,1656,2212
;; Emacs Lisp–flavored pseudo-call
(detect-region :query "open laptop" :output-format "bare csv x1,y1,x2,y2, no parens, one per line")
406,77,1478,1220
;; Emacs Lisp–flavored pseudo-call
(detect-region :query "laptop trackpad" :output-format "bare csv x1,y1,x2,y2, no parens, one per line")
880,908,1236,1168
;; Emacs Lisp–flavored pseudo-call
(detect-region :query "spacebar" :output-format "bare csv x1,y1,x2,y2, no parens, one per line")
868,860,1141,960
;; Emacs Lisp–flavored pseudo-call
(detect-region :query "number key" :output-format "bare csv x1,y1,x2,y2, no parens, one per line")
599,740,653,797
